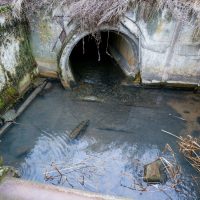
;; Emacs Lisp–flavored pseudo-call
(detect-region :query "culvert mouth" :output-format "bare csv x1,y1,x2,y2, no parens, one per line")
67,31,139,87
70,32,124,86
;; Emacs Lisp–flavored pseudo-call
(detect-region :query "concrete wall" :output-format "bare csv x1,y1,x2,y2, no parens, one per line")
0,4,37,113
108,32,139,78
0,177,128,200
30,6,200,87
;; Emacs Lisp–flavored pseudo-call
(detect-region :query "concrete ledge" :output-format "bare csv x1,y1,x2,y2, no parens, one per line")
0,177,129,200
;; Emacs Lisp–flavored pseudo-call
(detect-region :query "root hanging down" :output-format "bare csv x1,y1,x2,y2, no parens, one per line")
12,0,200,31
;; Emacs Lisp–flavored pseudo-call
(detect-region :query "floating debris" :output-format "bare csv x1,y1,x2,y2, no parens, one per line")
168,113,186,121
178,135,200,173
80,96,104,103
161,129,200,173
69,120,90,140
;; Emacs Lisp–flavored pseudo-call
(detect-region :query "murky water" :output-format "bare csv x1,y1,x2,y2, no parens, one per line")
0,81,199,199
0,46,200,199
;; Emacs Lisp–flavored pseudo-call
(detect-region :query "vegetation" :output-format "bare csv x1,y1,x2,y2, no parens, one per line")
11,0,200,32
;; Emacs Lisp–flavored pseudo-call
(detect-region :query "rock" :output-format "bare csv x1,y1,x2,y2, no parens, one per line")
0,156,20,180
2,109,16,122
143,159,167,183
0,166,20,181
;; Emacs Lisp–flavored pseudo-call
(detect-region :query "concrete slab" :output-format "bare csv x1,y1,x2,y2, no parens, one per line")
0,177,128,200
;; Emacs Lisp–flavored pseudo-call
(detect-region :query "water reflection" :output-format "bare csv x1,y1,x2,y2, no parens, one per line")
20,129,198,200
0,82,199,199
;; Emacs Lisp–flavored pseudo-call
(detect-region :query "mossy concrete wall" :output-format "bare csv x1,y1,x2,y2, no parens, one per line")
30,6,200,88
0,4,37,113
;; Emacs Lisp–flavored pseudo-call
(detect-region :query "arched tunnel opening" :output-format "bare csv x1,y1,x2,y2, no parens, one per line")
69,31,138,86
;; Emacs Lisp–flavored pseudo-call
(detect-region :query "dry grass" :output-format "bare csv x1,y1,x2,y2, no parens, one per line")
11,0,200,31
12,0,132,30
161,144,182,182
70,0,130,31
178,135,200,173
162,130,200,173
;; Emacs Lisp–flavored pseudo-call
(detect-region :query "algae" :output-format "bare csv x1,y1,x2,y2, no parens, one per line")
0,5,11,14
133,71,141,84
0,157,3,166
14,21,36,84
0,85,18,113
0,11,37,113
0,98,5,110
0,155,19,182
0,166,20,182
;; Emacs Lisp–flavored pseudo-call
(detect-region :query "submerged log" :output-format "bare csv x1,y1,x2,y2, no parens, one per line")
69,120,90,140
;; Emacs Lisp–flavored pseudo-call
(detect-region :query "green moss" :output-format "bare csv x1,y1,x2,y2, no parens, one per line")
0,97,5,110
0,5,11,14
0,7,37,113
133,72,141,84
15,22,36,83
0,167,8,181
0,5,13,34
0,166,20,182
0,85,19,113
0,19,37,87
6,87,17,97
0,157,3,166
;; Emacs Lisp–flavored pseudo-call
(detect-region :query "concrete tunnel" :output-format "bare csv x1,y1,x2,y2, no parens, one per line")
60,31,140,87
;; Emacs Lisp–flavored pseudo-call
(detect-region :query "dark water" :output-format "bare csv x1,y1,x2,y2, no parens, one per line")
70,32,126,86
0,81,200,200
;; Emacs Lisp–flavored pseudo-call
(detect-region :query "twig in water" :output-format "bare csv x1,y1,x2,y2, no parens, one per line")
161,129,181,140
44,170,54,181
169,113,186,121
120,183,136,191
65,176,74,188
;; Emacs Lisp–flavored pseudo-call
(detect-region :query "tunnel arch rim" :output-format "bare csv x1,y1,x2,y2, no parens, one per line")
59,26,140,88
